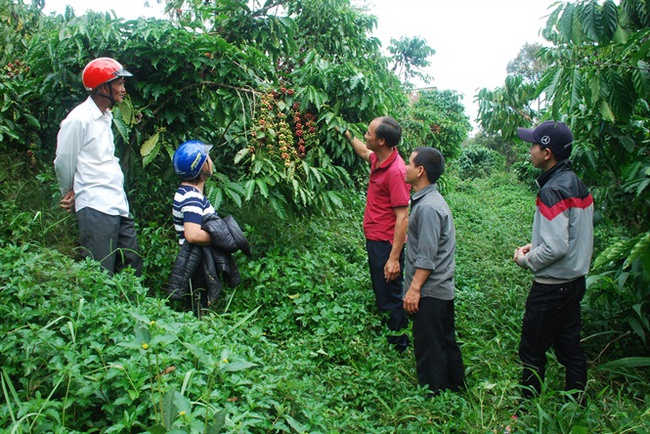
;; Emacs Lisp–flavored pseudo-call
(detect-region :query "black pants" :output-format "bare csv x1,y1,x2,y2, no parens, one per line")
77,207,143,277
519,276,587,398
366,239,408,348
412,297,465,394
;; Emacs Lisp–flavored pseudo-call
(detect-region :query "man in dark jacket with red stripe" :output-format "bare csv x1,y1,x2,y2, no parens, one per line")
513,120,594,400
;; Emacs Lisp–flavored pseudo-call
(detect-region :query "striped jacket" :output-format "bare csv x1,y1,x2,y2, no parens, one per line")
522,160,594,283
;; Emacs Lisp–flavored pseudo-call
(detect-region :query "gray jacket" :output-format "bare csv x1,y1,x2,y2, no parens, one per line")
521,160,594,283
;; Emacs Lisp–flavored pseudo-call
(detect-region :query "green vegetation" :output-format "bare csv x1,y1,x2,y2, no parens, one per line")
2,169,648,432
0,166,646,432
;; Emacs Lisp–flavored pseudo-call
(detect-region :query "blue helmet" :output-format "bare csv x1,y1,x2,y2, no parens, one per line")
173,140,213,180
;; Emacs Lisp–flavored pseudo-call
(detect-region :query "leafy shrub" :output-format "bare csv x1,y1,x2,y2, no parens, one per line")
465,130,525,167
454,145,505,179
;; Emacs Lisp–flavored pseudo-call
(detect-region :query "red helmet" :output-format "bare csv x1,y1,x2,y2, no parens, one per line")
82,57,133,91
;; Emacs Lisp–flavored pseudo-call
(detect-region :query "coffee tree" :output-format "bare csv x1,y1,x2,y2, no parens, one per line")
2,0,407,217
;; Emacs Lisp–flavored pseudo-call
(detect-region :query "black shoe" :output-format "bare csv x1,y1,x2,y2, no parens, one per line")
387,333,409,352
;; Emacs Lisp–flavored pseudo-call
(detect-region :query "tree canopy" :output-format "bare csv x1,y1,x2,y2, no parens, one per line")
2,0,435,217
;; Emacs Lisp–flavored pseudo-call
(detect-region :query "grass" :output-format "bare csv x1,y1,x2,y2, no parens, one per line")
0,170,648,433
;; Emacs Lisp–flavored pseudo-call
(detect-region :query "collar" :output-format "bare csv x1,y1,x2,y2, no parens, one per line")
536,159,571,189
87,96,112,121
374,147,399,170
412,183,438,202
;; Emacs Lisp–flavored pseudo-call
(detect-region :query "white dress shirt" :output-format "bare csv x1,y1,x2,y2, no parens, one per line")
54,97,130,217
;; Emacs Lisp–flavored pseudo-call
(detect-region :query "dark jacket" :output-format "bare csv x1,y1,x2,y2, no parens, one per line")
167,214,251,306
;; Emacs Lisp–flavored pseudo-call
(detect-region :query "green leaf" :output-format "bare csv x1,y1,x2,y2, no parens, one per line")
624,231,650,270
600,0,618,43
112,114,130,143
349,72,364,89
569,68,583,111
558,3,575,41
119,99,133,125
256,178,269,198
606,70,634,119
181,342,215,367
207,410,227,434
224,185,243,207
541,67,564,98
285,415,306,433
22,114,40,128
221,361,256,372
234,147,250,164
162,389,178,430
244,179,256,201
632,303,650,328
173,391,191,414
134,323,151,346
599,100,615,122
146,424,166,434
579,0,601,42
631,62,649,97
598,357,650,369
592,238,632,269
140,131,160,157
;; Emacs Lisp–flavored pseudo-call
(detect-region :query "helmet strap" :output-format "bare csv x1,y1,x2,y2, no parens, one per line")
94,82,116,106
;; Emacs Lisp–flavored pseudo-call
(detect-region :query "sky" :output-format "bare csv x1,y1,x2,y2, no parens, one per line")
42,0,555,127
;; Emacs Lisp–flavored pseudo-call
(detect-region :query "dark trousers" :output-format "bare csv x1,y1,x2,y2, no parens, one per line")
366,239,408,345
519,276,587,398
412,297,465,394
77,207,143,277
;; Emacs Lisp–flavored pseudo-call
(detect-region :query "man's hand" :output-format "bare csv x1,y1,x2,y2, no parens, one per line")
335,125,371,161
384,258,400,282
513,243,531,268
60,190,75,212
334,126,352,142
403,287,421,314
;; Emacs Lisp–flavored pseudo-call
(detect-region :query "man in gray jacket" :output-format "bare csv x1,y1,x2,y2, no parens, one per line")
403,147,465,395
514,120,594,399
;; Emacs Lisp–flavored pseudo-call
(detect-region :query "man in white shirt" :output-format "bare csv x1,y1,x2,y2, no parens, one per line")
54,57,142,276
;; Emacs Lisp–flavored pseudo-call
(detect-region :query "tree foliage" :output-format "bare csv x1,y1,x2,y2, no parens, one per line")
0,0,409,217
506,42,548,84
400,88,471,160
388,35,435,85
476,75,539,140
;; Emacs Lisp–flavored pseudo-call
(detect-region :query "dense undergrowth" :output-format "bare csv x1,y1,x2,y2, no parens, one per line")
1,168,648,433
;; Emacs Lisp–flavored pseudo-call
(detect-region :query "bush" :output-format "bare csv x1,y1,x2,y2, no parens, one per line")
454,145,505,179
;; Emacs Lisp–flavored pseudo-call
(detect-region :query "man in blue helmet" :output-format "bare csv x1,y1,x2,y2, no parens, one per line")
169,140,250,316
54,57,142,276
172,140,215,246
171,140,216,312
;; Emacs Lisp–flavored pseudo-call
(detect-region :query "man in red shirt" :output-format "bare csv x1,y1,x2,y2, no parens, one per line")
344,116,411,351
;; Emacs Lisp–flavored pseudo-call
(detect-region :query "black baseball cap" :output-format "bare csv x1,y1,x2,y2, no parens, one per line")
517,120,574,160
